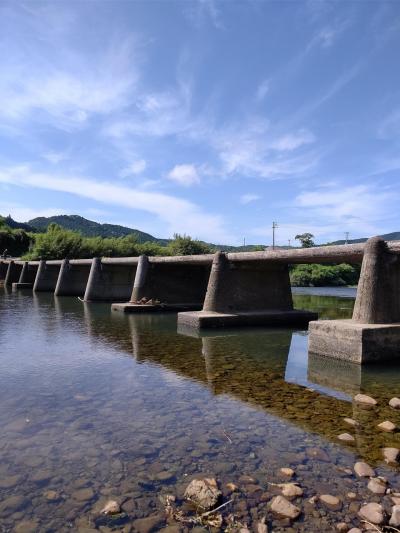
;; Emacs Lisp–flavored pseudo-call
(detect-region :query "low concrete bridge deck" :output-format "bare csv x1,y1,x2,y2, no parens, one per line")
2,237,400,363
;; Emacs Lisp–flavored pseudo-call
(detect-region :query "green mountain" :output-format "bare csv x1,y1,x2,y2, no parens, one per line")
328,232,400,246
27,215,169,245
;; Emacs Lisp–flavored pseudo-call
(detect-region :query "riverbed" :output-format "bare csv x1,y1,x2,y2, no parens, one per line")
0,287,399,532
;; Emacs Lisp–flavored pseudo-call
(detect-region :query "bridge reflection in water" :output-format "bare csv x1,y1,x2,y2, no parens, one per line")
55,297,399,466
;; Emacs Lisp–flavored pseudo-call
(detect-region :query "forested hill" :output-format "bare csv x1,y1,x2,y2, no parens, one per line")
28,215,169,244
328,231,400,245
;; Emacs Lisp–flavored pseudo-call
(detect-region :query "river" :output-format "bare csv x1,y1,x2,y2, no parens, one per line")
0,287,399,532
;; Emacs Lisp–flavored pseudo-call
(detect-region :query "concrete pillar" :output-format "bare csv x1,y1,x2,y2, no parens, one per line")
352,237,400,324
5,261,23,286
130,255,149,302
11,261,38,289
84,258,136,302
309,237,400,364
0,261,9,280
112,256,210,313
33,260,61,292
178,252,317,329
54,259,92,297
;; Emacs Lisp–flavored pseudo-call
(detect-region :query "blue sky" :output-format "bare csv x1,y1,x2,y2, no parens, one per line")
1,1,400,245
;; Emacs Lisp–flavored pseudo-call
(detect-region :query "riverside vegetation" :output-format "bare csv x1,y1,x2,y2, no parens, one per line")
1,216,360,286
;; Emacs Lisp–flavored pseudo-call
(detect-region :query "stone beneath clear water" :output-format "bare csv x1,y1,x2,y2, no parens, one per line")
184,478,221,510
337,433,355,443
343,418,359,427
269,495,301,519
382,447,399,463
367,477,387,495
358,502,385,525
278,483,303,499
389,397,400,409
377,420,396,432
353,394,377,406
354,461,375,478
390,505,400,527
319,494,341,510
279,467,295,478
100,500,120,515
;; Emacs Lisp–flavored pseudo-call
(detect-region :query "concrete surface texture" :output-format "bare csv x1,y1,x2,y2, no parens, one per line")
84,257,136,302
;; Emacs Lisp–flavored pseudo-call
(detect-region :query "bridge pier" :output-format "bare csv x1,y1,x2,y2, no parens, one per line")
178,251,317,329
112,255,210,313
0,261,8,281
55,259,92,297
309,237,400,363
4,261,23,286
83,258,136,301
33,260,62,292
12,261,39,289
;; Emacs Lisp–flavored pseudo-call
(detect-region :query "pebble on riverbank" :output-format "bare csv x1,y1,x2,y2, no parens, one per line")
337,433,355,443
389,397,400,409
354,462,375,478
353,394,377,407
377,420,397,432
382,447,399,464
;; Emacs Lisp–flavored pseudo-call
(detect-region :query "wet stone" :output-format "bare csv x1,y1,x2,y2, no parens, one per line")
13,520,39,533
358,502,385,525
0,475,22,489
377,420,396,432
184,478,221,510
389,397,400,409
354,461,375,478
0,496,28,516
390,505,400,527
383,447,399,463
337,433,355,443
319,494,341,510
367,477,387,495
353,394,377,407
269,495,301,520
279,467,295,478
279,483,303,499
72,488,95,502
133,514,165,533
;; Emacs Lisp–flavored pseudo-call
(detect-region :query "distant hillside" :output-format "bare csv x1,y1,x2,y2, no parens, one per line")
2,215,35,232
28,215,169,245
328,231,400,246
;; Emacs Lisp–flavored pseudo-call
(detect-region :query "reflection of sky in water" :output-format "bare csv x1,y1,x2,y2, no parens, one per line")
292,286,357,298
285,332,352,402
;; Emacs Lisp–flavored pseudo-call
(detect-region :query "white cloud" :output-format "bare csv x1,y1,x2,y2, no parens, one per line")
256,79,269,102
167,164,201,186
0,203,62,222
270,130,315,151
119,159,147,178
0,165,232,242
240,194,261,204
42,151,69,164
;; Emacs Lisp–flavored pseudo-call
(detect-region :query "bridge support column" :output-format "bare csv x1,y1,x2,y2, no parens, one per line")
112,255,210,313
12,261,38,289
55,259,91,297
5,261,23,286
33,260,61,292
0,261,8,281
84,258,136,301
178,252,317,329
309,237,400,364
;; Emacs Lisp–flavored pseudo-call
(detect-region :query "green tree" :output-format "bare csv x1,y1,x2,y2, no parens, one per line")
295,232,315,248
167,234,211,255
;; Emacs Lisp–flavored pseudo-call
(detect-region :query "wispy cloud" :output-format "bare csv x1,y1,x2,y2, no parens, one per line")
240,194,261,205
0,165,233,242
167,164,201,186
256,79,269,102
119,160,147,178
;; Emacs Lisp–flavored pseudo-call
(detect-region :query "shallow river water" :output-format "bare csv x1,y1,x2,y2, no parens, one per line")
0,287,399,532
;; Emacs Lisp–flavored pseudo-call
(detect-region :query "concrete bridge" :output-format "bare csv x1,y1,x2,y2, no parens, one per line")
1,236,400,363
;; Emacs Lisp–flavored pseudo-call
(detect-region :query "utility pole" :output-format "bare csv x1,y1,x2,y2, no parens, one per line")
345,232,349,245
288,239,291,248
243,237,246,247
272,221,278,250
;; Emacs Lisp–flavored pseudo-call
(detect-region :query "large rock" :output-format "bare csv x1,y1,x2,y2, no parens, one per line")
354,461,375,478
389,397,400,409
377,420,396,432
390,505,400,527
319,494,341,510
358,502,384,525
278,483,303,499
367,478,387,495
354,394,377,407
270,495,301,519
184,478,221,510
383,447,399,463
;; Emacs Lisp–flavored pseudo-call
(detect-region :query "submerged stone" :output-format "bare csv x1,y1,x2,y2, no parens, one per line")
269,495,301,519
367,478,387,495
353,394,377,407
354,461,375,478
358,502,384,525
100,500,120,515
390,505,400,527
184,478,221,510
319,494,341,510
279,483,303,499
383,447,399,463
377,420,396,432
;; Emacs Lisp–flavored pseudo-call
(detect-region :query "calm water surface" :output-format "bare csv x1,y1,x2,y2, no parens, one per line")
0,287,399,532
